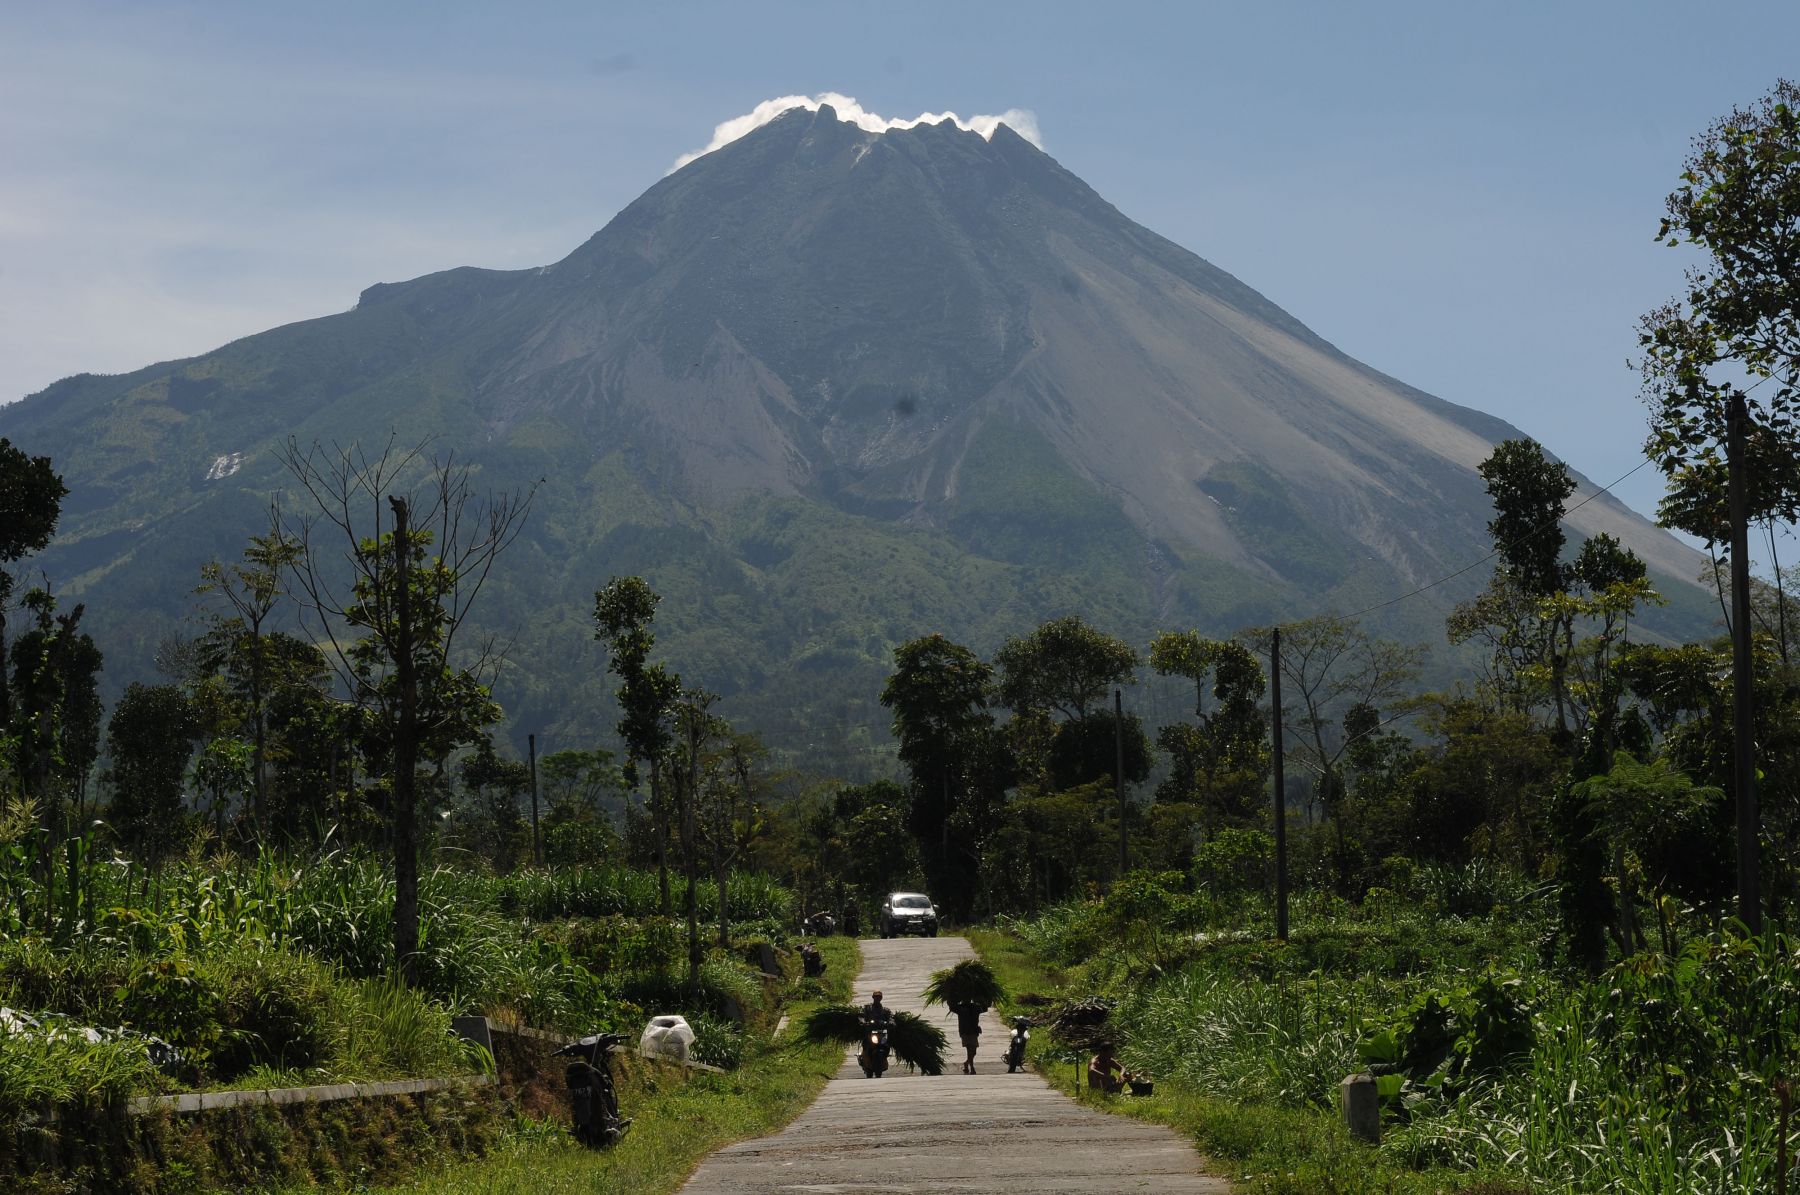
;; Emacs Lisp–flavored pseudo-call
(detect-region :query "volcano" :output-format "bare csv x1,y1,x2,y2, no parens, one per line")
0,103,1708,766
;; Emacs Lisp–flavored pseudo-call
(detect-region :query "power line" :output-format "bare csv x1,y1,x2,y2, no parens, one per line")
1335,454,1656,623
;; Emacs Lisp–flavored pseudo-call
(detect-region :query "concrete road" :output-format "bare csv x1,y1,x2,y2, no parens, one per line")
679,936,1230,1194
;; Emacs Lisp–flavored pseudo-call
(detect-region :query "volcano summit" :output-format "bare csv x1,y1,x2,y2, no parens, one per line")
0,102,1706,762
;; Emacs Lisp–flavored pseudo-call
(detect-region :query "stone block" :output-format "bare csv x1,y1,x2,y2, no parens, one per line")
1339,1072,1380,1143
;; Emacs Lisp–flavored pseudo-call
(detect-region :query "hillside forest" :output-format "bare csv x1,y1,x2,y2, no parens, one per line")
0,78,1797,1195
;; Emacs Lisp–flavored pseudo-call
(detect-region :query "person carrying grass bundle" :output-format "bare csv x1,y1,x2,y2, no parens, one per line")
949,999,983,1073
922,959,1006,1076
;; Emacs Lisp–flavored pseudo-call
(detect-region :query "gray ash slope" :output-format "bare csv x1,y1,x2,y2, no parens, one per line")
0,104,1708,764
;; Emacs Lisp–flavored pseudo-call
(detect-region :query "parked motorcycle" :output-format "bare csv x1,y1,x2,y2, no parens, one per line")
1004,1016,1031,1073
805,911,837,937
553,1032,633,1147
857,1019,890,1078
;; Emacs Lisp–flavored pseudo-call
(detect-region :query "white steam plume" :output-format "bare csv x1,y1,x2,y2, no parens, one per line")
671,92,1042,172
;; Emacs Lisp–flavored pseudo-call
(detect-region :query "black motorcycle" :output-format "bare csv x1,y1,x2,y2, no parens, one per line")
553,1032,633,1147
857,1018,890,1078
805,911,837,937
1004,1016,1031,1073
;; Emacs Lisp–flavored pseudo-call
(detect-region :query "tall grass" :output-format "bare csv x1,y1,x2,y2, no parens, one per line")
1011,866,1799,1194
495,867,794,924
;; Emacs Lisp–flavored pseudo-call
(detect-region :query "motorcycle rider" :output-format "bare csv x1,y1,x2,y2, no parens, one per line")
859,989,893,1074
862,989,892,1025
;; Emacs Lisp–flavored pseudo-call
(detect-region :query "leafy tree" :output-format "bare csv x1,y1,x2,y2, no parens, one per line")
1464,439,1579,736
1640,79,1800,547
713,732,768,947
1148,632,1268,836
8,591,102,821
191,736,254,841
670,687,724,987
105,683,200,866
539,748,628,821
1044,709,1150,791
0,438,67,728
196,511,300,836
594,576,681,914
232,630,335,842
280,438,532,984
457,734,531,869
538,747,628,866
1400,699,1562,868
880,633,996,916
1479,438,1576,599
832,780,921,904
995,615,1137,721
1245,615,1423,891
1573,752,1730,955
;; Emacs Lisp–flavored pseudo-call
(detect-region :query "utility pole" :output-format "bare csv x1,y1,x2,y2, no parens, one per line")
1727,392,1762,935
1115,688,1127,880
528,733,541,868
1270,627,1288,942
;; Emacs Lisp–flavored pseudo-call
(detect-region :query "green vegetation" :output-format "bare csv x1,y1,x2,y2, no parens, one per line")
978,867,1800,1194
354,933,859,1195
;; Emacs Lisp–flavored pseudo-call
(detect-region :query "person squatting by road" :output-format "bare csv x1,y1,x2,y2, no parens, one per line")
1088,1041,1135,1093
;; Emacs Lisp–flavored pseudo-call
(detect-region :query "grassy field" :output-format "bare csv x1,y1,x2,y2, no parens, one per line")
966,927,1527,1195
346,934,861,1195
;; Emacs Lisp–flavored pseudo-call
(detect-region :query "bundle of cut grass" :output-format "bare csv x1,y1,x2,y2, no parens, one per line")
800,1004,864,1044
1050,996,1118,1051
921,959,1006,1011
891,1012,947,1075
798,1004,946,1074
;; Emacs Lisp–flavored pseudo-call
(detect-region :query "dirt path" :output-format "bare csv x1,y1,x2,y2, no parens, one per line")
679,935,1228,1193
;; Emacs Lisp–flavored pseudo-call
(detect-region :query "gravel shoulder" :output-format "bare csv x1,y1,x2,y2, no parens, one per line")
679,935,1229,1194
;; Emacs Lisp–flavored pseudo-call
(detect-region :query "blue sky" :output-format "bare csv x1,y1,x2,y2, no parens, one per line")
3,0,1796,527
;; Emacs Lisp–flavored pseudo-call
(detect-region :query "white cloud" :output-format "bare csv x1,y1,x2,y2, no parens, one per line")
671,92,1041,171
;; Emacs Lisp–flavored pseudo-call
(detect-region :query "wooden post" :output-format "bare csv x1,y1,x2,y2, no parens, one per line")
528,733,541,868
1271,627,1288,942
1115,688,1127,879
1727,392,1762,935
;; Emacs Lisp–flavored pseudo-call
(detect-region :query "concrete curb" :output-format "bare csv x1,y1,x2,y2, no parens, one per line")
126,1073,493,1117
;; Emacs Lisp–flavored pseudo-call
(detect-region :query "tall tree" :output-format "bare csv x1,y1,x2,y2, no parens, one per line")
670,688,723,987
457,734,532,869
1472,438,1579,737
880,633,995,914
717,732,767,948
0,439,68,728
9,592,102,814
280,438,532,984
1641,78,1800,548
1247,615,1423,889
1148,632,1268,836
197,510,300,838
538,747,628,865
995,615,1137,720
105,683,200,867
594,576,681,915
